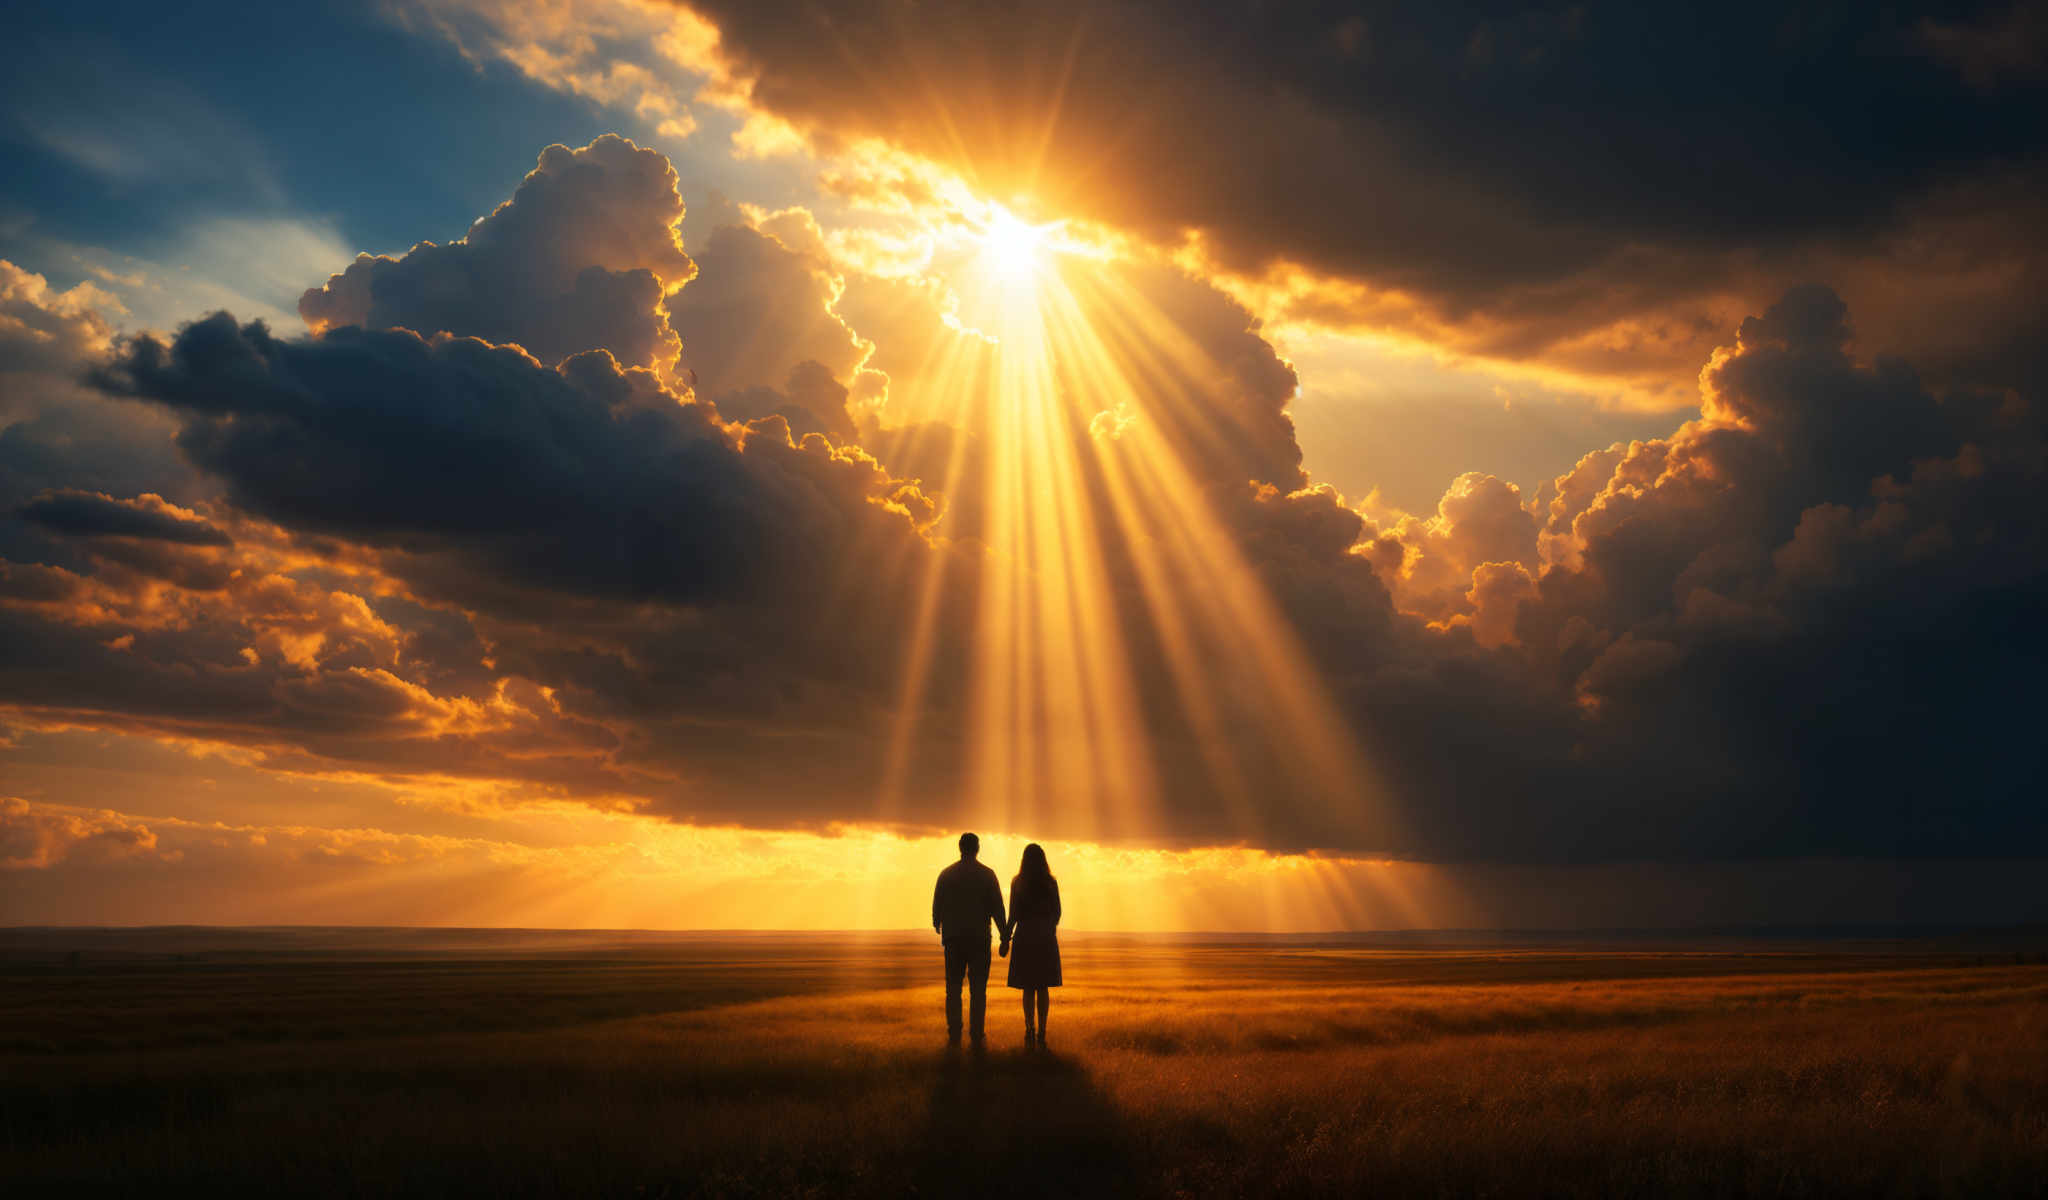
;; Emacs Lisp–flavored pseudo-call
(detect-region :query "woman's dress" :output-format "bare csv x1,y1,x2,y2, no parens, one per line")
1006,876,1062,988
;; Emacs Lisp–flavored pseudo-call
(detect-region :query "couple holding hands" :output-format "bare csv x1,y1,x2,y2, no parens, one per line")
931,832,1062,1048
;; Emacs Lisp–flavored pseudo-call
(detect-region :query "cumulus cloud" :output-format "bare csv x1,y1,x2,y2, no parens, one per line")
98,316,920,610
1364,471,1539,628
1479,285,2048,858
669,216,862,392
300,135,694,373
665,214,873,437
1523,285,1972,645
0,260,118,386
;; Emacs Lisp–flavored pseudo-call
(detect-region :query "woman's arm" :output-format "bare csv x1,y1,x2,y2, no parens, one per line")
1051,879,1061,926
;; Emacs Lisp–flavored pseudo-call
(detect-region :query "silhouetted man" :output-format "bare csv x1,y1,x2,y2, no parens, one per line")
933,832,1007,1045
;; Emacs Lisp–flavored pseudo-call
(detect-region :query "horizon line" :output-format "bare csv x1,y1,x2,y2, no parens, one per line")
8,921,2048,939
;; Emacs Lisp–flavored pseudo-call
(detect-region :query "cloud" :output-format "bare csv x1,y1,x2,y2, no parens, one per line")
98,316,920,610
0,542,649,801
299,135,695,373
0,796,165,869
0,260,118,388
709,360,859,442
379,0,718,142
3,216,357,344
19,490,232,546
1919,4,2048,91
1484,285,2048,858
0,260,201,539
647,0,2048,398
665,214,870,434
1365,471,1539,628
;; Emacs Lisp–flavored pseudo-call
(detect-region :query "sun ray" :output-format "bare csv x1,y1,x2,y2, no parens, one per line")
844,173,1425,928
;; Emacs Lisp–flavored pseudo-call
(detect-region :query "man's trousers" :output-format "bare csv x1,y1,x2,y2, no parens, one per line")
943,938,991,1038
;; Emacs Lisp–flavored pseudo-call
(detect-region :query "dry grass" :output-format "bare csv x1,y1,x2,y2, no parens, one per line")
3,931,2044,1196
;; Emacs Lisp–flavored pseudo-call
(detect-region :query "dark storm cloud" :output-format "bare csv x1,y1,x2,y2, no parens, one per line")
19,490,231,546
95,314,921,609
1429,285,2048,859
1028,277,2045,860
681,0,2048,391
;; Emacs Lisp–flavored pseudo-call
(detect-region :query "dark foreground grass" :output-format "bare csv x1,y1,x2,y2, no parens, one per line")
3,929,2045,1197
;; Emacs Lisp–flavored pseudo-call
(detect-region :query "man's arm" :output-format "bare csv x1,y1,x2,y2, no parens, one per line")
932,874,944,936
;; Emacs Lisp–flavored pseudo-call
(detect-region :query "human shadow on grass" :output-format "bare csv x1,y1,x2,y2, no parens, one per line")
912,1047,1141,1198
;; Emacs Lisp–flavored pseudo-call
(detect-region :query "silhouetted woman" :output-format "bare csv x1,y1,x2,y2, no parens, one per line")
1004,843,1061,1047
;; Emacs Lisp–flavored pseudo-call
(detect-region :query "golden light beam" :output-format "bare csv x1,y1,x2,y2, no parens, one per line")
866,192,1408,897
1041,257,1395,842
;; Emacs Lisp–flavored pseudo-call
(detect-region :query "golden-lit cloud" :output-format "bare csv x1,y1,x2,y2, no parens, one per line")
379,0,724,142
0,261,121,363
0,796,163,869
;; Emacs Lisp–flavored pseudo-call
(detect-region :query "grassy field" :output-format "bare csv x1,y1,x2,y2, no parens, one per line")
4,929,2046,1197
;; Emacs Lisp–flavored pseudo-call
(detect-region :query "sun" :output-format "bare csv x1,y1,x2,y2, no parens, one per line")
978,204,1054,279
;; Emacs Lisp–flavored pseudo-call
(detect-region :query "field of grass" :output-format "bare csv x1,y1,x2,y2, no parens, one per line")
4,928,2046,1196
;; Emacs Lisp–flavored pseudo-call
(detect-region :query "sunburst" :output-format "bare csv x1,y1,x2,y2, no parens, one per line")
976,204,1060,280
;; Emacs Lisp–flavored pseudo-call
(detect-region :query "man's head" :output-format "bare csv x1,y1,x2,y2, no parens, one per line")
958,832,979,860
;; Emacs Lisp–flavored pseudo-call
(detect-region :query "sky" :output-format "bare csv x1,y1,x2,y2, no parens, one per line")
3,0,2045,931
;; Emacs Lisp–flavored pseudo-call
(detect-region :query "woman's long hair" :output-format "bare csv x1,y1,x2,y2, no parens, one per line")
1015,842,1053,895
